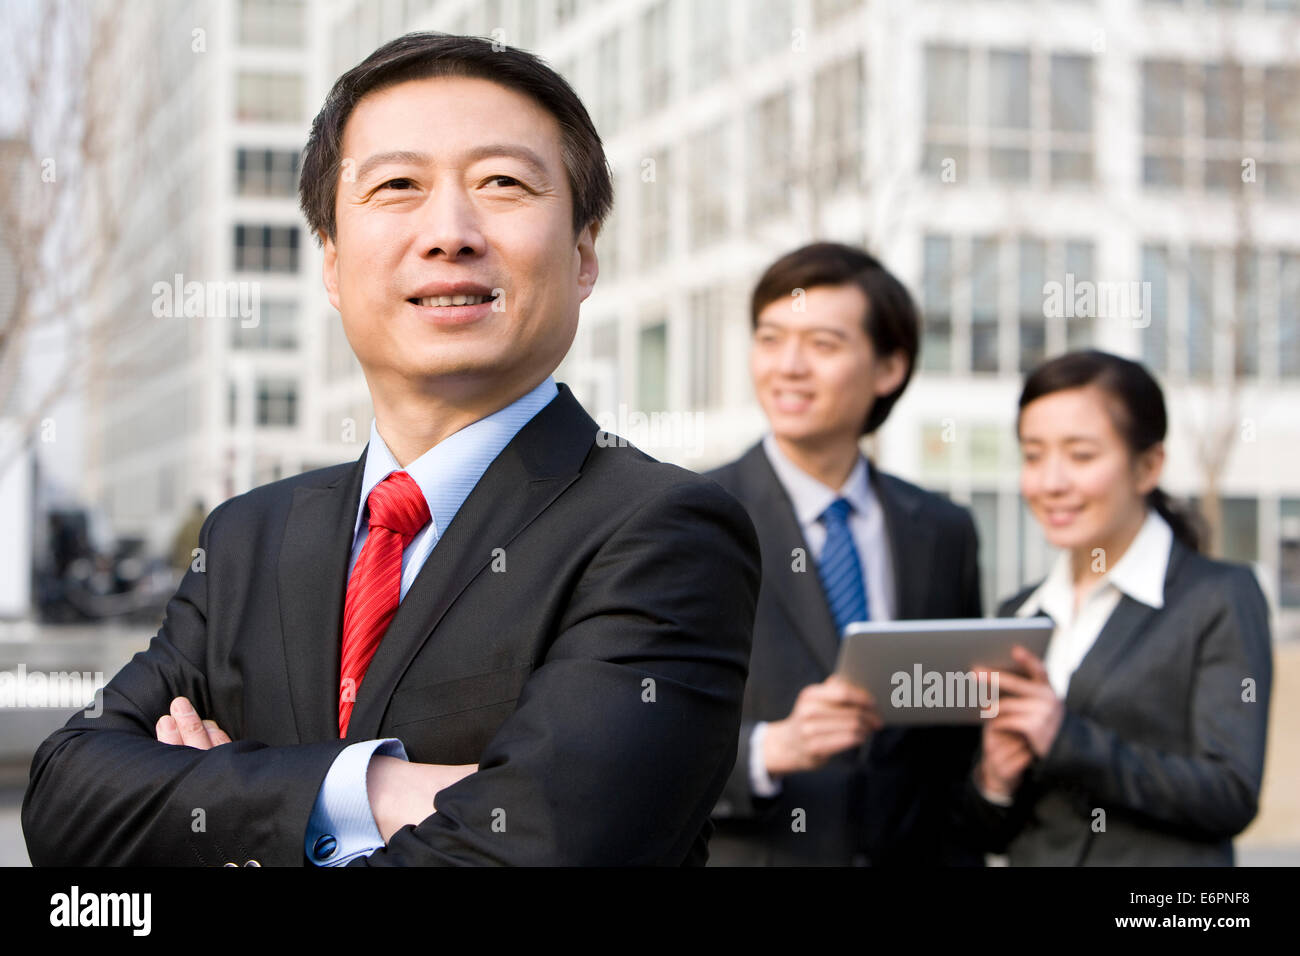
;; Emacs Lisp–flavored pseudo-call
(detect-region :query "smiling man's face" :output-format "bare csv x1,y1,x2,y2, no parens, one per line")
322,75,598,404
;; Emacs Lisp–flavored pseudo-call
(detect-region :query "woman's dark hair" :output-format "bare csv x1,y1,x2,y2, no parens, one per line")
299,32,613,245
1017,349,1202,552
750,242,920,436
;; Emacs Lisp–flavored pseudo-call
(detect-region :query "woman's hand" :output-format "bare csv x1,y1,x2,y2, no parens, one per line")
976,719,1034,801
987,645,1065,758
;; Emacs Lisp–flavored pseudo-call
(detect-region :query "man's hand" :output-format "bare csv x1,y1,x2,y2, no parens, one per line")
155,696,231,749
762,674,882,778
367,756,478,843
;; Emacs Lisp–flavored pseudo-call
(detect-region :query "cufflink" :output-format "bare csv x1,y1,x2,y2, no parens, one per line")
312,834,338,861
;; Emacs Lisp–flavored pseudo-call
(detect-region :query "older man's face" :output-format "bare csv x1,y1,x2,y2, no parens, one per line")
322,75,597,400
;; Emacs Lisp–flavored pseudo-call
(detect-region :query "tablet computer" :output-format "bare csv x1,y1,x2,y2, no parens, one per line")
834,618,1054,726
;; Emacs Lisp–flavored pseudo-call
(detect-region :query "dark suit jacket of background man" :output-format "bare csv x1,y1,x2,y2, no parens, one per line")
22,384,761,866
955,537,1273,866
706,441,984,866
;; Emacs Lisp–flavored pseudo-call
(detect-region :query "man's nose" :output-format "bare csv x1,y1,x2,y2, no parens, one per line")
777,339,810,375
414,183,485,259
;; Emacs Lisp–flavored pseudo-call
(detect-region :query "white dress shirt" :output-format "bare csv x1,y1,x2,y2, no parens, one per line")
749,434,896,796
977,508,1173,808
1014,507,1172,699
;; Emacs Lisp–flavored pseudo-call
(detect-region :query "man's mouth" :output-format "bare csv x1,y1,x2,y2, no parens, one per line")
408,293,498,307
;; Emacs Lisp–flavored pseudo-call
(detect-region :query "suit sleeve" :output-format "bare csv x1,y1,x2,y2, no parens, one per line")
21,502,351,866
351,477,761,865
1034,565,1273,840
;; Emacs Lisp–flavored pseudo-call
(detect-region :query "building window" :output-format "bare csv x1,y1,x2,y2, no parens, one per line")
925,232,1095,375
1281,253,1300,378
590,319,621,415
638,149,670,268
689,288,727,409
235,148,300,197
1019,238,1047,373
1142,244,1296,379
813,56,864,193
640,0,671,115
747,88,793,224
231,300,297,350
1281,498,1300,609
923,46,1093,186
1141,244,1170,371
594,29,621,135
234,224,300,273
255,378,298,427
236,72,304,123
688,121,730,250
689,0,729,92
921,235,953,373
238,0,304,47
1143,60,1299,194
745,0,793,59
638,320,668,412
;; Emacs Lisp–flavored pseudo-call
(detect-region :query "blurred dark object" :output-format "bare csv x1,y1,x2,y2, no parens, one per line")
34,509,177,624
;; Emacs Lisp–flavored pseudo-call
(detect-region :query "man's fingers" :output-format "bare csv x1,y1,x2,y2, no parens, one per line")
169,697,211,750
203,720,232,746
155,715,183,746
814,676,872,707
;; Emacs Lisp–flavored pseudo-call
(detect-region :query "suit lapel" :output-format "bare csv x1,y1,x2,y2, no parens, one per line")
735,443,842,675
343,384,596,742
869,469,935,621
278,446,369,743
1055,539,1190,715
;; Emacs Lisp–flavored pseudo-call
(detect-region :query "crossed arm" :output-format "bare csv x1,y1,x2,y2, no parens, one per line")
22,478,759,865
154,694,474,843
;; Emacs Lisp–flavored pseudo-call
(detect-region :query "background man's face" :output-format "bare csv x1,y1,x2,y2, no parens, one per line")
321,75,598,400
750,283,905,449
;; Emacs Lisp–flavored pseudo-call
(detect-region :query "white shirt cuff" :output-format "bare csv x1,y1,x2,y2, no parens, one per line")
748,722,783,798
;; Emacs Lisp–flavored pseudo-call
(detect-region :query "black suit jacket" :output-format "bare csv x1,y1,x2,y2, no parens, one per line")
22,384,761,866
705,441,984,866
956,538,1273,865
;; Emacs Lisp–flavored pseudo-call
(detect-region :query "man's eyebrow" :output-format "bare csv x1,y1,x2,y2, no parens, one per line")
459,143,551,179
352,145,552,184
353,150,433,182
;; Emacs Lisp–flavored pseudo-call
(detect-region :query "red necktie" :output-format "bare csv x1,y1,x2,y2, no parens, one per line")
338,470,430,737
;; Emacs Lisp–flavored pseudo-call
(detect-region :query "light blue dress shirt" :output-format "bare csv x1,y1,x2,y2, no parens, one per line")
304,376,559,866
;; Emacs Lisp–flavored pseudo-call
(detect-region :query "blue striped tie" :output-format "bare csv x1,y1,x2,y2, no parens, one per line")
817,497,869,635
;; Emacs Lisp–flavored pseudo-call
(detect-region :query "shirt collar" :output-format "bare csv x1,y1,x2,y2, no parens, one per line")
354,376,559,542
1016,507,1172,619
761,433,877,528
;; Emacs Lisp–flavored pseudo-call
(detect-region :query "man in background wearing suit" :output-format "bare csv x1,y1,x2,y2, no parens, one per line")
22,33,759,866
707,242,984,866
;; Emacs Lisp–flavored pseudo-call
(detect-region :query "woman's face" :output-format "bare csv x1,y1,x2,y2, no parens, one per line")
1018,385,1162,555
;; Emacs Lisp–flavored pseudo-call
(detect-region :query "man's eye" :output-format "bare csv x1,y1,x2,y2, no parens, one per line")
379,178,414,190
486,175,522,188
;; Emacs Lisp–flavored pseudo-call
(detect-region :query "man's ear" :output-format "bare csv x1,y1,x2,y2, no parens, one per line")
574,222,599,304
872,349,910,397
321,230,341,313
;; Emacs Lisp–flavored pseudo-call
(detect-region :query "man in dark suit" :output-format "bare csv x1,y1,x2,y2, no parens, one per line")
707,242,984,866
21,33,759,867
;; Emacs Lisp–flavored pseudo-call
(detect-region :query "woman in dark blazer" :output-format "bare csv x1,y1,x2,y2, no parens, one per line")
960,350,1273,865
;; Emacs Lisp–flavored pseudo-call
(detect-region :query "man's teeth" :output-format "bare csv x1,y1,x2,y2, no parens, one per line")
415,294,494,307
